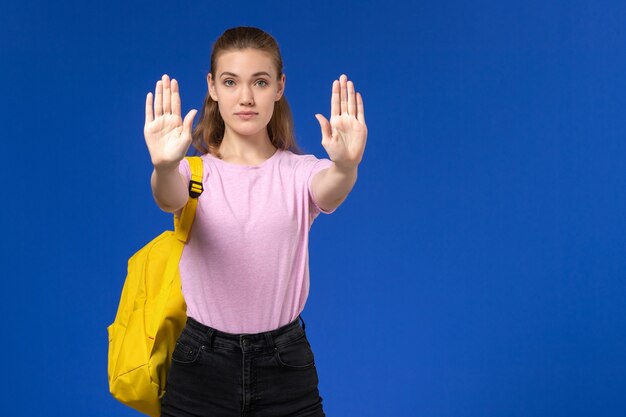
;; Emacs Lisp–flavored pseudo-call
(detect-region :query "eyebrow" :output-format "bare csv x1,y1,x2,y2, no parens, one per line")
219,71,272,78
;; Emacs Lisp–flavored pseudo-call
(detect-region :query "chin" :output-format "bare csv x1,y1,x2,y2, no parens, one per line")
227,118,272,138
230,124,268,138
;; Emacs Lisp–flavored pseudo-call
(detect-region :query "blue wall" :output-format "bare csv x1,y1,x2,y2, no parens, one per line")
2,1,625,416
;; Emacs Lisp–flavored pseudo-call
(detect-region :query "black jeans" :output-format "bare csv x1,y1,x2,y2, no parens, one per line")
160,315,326,417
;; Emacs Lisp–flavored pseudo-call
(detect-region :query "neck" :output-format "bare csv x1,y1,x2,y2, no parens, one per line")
218,126,277,162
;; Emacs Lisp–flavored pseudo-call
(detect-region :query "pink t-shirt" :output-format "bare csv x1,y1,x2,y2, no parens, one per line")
177,148,335,334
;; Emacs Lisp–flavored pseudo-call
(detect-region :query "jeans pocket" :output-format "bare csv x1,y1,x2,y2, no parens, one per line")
171,334,202,365
274,334,316,368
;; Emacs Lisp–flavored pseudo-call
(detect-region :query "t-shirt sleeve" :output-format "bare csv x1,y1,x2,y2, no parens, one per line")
178,157,191,183
306,156,336,215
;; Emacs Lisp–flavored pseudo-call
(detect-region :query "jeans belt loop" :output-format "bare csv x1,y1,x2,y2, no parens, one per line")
206,328,215,351
264,332,276,352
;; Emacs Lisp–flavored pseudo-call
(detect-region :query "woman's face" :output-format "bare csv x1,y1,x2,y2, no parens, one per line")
208,48,285,139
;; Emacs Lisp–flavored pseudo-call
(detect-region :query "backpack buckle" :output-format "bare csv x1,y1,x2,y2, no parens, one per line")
188,180,203,198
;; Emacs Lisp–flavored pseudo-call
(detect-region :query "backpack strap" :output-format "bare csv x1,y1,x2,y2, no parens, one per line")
174,156,204,243
148,156,203,338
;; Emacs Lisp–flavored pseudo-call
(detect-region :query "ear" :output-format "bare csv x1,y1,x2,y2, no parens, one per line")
275,73,286,101
207,73,218,101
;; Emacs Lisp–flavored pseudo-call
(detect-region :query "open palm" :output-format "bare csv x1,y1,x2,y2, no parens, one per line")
315,74,368,169
144,74,197,169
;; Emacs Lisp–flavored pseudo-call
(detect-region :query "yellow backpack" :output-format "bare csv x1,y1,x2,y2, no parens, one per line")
107,156,203,417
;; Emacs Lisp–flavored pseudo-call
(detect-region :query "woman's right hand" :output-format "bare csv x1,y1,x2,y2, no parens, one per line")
144,74,198,170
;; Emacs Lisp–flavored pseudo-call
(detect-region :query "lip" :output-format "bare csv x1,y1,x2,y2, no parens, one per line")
235,112,258,120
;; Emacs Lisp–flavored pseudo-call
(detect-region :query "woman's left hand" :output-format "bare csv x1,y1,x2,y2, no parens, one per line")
315,74,368,170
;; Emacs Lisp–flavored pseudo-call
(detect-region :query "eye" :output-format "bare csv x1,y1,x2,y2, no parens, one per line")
255,80,268,87
224,79,235,87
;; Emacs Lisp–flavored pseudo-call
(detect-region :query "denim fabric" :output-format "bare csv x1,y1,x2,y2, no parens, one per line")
160,315,326,417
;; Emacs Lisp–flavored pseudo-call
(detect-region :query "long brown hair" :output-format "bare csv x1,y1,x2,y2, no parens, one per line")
191,27,302,157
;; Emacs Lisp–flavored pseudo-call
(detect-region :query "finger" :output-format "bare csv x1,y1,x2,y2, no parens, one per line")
315,114,332,140
347,80,356,116
340,74,348,114
162,74,171,114
183,109,198,138
145,92,154,124
356,92,366,124
154,80,163,117
171,79,181,117
331,80,340,118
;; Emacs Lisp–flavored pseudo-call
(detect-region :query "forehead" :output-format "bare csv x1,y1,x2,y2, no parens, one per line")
215,49,277,77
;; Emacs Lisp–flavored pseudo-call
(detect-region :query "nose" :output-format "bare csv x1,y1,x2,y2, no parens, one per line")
240,85,254,106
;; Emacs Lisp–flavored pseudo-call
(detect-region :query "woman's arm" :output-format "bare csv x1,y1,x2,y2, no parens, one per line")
150,165,189,215
144,74,197,216
313,74,367,212
311,164,358,213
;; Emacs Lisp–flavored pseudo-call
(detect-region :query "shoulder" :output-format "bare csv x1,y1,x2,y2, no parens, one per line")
278,150,333,189
279,149,328,169
190,152,218,173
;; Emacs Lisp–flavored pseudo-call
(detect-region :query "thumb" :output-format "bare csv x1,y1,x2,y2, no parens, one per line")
315,114,331,140
183,109,198,136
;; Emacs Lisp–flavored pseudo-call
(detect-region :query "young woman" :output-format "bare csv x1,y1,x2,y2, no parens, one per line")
144,26,367,417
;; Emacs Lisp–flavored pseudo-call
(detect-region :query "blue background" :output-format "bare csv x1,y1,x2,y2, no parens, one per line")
2,0,625,416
